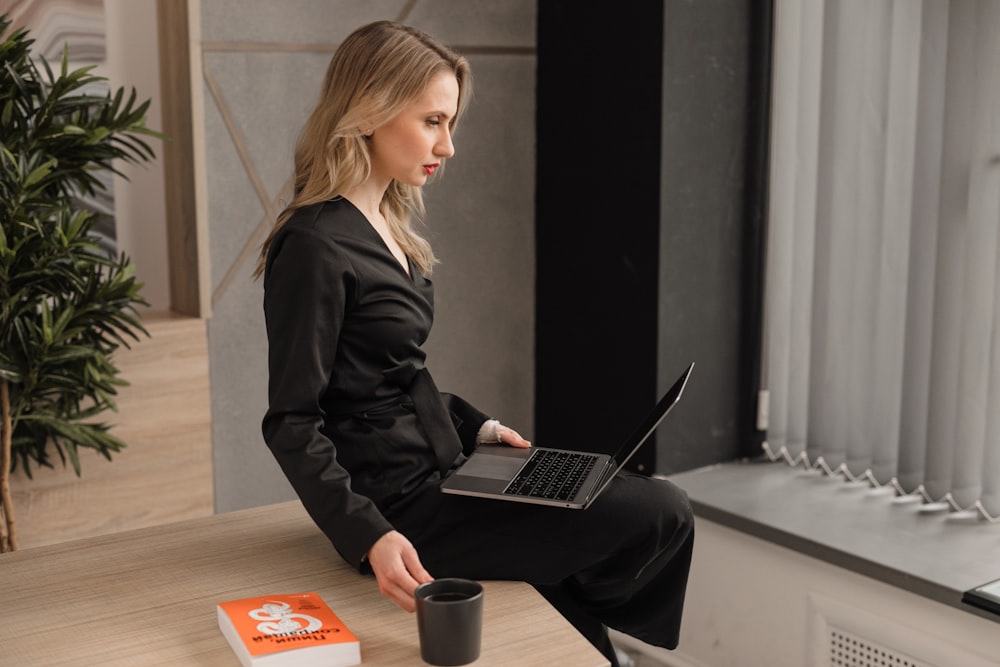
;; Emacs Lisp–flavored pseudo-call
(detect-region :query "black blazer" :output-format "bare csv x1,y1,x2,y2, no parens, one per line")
262,198,488,568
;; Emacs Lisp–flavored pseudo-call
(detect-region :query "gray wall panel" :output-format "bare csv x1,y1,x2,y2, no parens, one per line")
208,273,291,510
201,78,265,292
203,51,328,197
423,53,536,435
201,0,407,42
657,0,754,471
406,0,537,46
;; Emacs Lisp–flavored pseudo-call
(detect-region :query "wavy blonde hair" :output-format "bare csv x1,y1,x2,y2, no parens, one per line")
254,21,471,278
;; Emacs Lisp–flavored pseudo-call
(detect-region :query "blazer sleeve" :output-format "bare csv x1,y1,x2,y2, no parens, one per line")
441,393,491,456
261,226,394,568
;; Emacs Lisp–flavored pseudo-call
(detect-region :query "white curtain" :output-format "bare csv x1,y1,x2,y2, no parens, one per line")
763,0,1000,520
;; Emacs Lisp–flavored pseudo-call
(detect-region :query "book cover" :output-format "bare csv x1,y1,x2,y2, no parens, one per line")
217,592,361,667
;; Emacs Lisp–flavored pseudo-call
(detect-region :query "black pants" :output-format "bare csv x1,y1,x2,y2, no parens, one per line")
383,472,695,666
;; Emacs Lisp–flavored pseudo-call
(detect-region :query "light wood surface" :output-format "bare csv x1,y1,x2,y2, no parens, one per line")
9,312,213,549
0,500,609,666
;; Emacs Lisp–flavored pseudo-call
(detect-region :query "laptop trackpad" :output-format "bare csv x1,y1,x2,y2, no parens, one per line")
457,453,526,480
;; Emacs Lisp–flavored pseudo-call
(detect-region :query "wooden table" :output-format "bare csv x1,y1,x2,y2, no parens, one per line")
0,501,608,666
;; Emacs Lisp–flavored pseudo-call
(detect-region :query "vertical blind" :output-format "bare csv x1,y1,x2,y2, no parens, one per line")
762,0,1000,520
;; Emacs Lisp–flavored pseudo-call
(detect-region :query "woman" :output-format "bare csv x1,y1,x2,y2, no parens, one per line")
257,21,694,666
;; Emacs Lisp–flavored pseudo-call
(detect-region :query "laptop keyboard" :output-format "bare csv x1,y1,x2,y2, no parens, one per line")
503,449,598,501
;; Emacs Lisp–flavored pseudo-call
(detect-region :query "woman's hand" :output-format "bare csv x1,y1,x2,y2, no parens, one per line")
366,530,433,612
499,425,531,448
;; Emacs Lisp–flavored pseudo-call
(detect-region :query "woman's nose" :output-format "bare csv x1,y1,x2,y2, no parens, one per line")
435,128,455,158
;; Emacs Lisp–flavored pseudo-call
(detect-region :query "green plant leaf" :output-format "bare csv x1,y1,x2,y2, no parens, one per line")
0,360,22,383
1,14,157,477
22,157,57,188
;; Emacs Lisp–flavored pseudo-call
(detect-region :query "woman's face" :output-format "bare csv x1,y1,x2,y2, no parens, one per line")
369,71,459,187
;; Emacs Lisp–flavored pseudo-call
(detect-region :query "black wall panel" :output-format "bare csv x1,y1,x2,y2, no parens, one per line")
536,1,664,473
535,1,771,473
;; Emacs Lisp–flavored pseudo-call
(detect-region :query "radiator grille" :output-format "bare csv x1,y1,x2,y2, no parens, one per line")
829,627,933,667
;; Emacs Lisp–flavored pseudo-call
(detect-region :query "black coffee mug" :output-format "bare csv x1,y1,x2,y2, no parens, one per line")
415,578,484,666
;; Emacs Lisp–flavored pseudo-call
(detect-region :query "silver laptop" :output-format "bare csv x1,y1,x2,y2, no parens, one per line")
440,362,694,509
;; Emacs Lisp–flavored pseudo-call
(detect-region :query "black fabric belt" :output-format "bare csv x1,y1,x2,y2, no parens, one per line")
383,362,462,475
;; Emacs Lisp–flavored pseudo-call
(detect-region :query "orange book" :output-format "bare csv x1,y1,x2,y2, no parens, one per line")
217,592,361,667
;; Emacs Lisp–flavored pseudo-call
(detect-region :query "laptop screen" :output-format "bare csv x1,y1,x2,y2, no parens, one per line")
592,362,694,499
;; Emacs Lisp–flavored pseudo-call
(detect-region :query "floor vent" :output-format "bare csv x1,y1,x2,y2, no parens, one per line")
829,626,931,667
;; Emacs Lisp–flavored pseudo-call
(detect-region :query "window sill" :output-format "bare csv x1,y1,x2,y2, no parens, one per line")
664,460,1000,624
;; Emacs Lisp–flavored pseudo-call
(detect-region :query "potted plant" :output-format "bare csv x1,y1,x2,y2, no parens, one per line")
0,15,159,552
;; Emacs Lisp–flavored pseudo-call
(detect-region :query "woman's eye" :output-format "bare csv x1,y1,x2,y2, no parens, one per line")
426,118,441,126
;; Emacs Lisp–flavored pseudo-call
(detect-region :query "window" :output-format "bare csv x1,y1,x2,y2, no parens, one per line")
762,0,1000,520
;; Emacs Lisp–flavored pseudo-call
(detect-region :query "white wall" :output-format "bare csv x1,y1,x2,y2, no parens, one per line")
615,519,1000,667
103,0,170,312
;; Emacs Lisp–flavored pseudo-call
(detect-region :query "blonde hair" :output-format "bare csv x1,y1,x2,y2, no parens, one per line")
254,21,471,279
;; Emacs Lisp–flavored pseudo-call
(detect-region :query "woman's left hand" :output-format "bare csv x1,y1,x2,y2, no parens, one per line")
499,425,531,448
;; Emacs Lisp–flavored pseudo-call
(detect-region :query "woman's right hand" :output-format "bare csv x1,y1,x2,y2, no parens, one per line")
499,425,531,448
366,530,434,612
